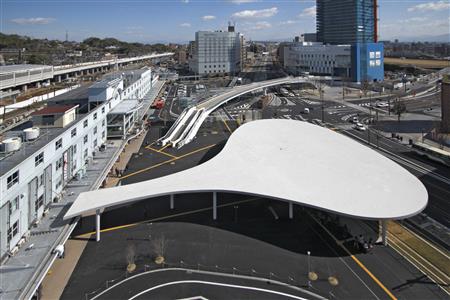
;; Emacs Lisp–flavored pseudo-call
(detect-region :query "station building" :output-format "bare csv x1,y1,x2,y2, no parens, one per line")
0,67,155,260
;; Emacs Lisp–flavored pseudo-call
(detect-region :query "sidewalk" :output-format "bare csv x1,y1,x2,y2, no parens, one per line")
0,140,121,299
39,81,165,299
40,131,148,299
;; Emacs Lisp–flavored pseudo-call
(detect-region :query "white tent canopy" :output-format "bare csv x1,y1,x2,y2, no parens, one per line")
64,119,427,221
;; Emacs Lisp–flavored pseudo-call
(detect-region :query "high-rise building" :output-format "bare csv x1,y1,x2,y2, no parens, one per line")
317,0,377,45
314,0,383,82
189,26,243,75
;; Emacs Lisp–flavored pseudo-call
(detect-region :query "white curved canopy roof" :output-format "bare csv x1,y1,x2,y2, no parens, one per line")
64,120,427,220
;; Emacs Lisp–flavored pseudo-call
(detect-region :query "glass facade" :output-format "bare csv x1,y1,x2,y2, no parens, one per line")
317,0,376,45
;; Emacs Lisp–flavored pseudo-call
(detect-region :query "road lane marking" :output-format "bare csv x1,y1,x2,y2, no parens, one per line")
308,213,397,300
129,280,309,300
122,144,216,180
218,111,233,134
75,197,260,238
146,145,178,159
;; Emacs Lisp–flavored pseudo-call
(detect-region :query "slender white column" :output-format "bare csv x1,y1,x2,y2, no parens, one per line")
381,220,388,246
95,209,101,242
213,192,217,220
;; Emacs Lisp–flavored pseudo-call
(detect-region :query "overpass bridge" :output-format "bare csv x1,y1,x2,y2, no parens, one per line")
159,76,314,148
0,53,173,91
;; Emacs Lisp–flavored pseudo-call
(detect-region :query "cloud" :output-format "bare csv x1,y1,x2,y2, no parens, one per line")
408,1,450,12
232,7,278,19
241,21,272,31
10,17,55,25
181,0,189,3
202,15,216,21
279,20,298,25
230,0,259,3
299,6,316,18
381,16,449,39
250,21,272,30
180,23,191,27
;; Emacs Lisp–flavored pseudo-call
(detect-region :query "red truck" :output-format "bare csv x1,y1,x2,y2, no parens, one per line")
151,99,165,109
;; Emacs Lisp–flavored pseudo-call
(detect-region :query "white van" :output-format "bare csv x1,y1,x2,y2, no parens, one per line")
303,108,310,114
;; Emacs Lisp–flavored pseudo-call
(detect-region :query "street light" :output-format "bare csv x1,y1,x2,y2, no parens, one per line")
307,251,318,288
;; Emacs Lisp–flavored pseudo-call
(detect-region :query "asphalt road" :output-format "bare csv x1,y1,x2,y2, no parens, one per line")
263,93,450,228
63,116,448,300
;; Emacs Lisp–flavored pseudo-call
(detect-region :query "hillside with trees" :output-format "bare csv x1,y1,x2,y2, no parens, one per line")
0,33,172,65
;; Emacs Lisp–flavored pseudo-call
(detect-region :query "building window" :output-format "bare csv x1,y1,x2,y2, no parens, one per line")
102,119,105,127
102,107,105,114
55,157,63,171
8,196,20,215
7,171,19,189
102,131,106,139
73,144,77,154
83,119,88,128
41,115,55,126
93,126,97,135
71,128,77,138
39,173,44,186
55,138,62,150
94,112,97,120
35,152,44,167
7,221,19,243
84,148,88,159
83,135,88,144
35,195,44,212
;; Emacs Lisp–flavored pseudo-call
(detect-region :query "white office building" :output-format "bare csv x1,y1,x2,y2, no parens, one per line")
189,25,243,75
0,67,154,259
282,42,352,77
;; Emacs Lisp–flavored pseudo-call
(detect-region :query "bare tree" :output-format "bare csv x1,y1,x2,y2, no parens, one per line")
392,100,406,121
126,244,136,273
361,80,370,98
151,235,168,264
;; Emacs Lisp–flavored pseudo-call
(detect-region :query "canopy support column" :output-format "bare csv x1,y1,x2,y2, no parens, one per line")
213,192,217,220
289,202,293,219
95,209,101,242
170,194,174,210
377,220,388,246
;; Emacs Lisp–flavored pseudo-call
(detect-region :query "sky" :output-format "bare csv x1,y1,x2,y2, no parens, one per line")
0,0,449,43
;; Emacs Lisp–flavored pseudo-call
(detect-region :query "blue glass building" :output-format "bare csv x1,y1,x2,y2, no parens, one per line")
316,0,384,82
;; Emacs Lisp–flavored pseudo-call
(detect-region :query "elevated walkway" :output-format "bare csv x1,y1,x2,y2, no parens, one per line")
159,76,312,148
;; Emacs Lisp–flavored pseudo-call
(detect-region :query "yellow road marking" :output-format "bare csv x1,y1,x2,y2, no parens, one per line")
219,114,233,134
309,213,397,300
75,197,259,238
121,144,216,180
146,146,178,159
350,255,397,300
158,143,171,152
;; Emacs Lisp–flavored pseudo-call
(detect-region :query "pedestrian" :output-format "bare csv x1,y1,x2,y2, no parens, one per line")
115,167,119,177
363,242,369,253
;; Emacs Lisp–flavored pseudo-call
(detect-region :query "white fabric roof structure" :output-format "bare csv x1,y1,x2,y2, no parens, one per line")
64,120,427,220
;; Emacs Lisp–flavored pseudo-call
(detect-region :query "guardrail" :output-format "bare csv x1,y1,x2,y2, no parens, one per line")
85,262,329,300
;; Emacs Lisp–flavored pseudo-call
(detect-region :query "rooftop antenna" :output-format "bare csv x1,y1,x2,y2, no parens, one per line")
65,30,68,42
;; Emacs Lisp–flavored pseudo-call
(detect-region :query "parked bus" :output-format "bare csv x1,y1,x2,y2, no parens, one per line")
411,142,450,166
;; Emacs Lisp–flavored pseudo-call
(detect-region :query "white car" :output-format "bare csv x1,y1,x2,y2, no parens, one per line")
376,102,389,108
355,123,366,131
